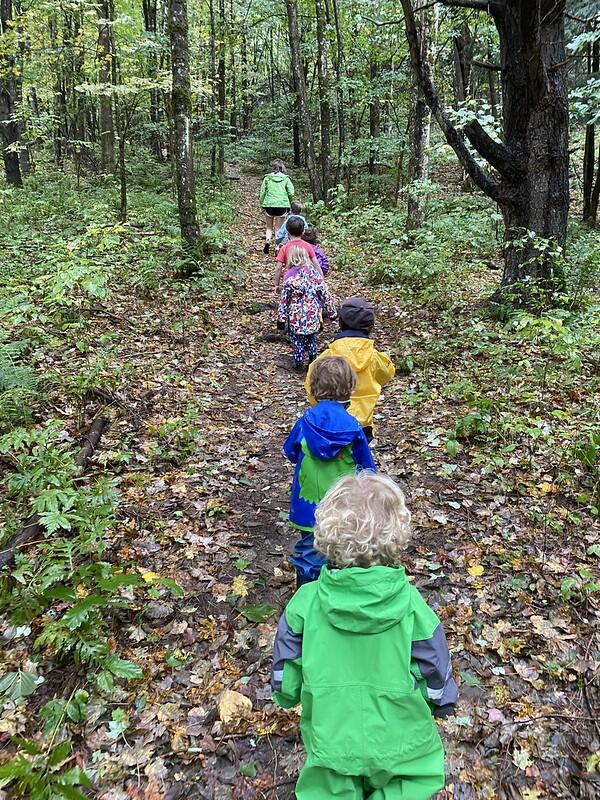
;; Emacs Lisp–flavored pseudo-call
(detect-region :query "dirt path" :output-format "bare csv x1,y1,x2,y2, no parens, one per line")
89,171,595,800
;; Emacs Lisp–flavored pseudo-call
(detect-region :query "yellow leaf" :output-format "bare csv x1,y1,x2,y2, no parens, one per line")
538,481,556,494
231,575,249,598
76,583,89,598
142,571,160,583
468,564,484,577
218,689,252,724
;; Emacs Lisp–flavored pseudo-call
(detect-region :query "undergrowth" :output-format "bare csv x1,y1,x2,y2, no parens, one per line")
0,157,233,797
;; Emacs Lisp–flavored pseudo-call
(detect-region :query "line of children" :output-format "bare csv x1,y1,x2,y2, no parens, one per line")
267,206,457,794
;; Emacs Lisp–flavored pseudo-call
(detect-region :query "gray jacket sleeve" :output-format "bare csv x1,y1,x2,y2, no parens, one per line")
411,622,458,717
271,611,303,692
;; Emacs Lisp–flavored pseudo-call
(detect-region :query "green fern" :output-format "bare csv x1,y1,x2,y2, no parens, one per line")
0,339,38,427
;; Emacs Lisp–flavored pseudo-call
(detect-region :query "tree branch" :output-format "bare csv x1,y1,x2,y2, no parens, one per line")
463,120,516,174
399,0,502,200
471,58,500,70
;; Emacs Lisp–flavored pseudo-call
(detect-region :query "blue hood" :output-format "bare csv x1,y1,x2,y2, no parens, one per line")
303,401,360,460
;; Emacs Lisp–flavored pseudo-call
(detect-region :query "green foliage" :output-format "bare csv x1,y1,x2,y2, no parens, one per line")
0,738,91,800
0,337,38,427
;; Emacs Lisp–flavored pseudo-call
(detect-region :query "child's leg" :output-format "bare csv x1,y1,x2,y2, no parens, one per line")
292,334,307,369
307,333,319,364
365,747,445,800
296,763,362,800
291,531,326,584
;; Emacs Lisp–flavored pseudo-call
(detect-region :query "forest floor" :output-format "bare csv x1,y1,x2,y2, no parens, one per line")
1,168,599,800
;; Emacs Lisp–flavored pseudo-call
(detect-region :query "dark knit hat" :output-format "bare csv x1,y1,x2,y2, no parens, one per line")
339,297,375,332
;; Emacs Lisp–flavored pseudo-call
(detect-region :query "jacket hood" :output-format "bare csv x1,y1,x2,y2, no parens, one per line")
318,565,411,633
303,400,359,459
268,173,287,182
330,336,374,372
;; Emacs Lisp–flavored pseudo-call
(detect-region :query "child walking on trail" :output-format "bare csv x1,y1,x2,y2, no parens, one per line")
259,159,294,254
301,227,330,276
275,216,322,291
282,357,375,586
275,200,307,246
272,471,458,800
277,247,337,372
306,297,395,441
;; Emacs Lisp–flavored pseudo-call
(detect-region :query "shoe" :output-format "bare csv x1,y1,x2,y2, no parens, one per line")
263,242,270,254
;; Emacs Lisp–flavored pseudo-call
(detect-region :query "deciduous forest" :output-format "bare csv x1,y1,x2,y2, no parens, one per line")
0,0,599,798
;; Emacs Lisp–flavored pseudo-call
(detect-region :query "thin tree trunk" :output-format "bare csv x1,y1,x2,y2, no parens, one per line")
216,0,226,175
407,6,437,229
0,0,23,186
329,0,345,185
143,0,163,160
583,39,598,225
315,0,331,201
97,0,115,173
168,0,199,245
284,0,322,200
368,57,380,197
208,0,217,175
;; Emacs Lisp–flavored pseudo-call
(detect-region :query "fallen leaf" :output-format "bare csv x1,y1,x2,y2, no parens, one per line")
218,689,252,724
468,564,484,577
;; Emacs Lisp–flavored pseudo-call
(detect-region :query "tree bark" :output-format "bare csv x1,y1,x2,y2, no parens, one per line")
407,6,437,229
0,0,23,186
168,0,199,245
315,0,331,200
284,0,322,200
216,0,226,176
96,0,115,173
143,0,163,160
329,0,346,185
401,0,570,304
583,39,598,225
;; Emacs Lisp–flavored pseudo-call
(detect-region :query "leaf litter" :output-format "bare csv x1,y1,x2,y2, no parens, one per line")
0,171,598,800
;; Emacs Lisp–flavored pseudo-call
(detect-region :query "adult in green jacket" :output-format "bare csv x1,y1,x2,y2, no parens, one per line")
260,159,294,254
271,472,457,799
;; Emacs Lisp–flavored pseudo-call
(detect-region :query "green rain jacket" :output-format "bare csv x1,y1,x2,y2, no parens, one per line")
272,565,458,777
259,172,294,209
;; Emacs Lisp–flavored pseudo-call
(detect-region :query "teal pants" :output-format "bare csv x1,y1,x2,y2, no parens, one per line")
296,750,444,800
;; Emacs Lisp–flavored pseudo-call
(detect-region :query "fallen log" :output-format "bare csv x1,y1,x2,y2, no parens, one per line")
0,416,109,569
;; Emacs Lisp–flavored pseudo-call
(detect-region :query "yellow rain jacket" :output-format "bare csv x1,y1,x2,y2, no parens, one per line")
305,334,395,429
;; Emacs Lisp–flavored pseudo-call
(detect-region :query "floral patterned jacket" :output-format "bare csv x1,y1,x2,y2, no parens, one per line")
277,267,337,335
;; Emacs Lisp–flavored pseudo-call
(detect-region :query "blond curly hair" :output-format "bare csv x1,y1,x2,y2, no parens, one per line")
309,356,356,403
314,472,412,567
286,244,311,268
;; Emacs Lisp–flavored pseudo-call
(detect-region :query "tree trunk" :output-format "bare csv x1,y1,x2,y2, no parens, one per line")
401,0,570,305
168,0,199,245
315,0,331,201
143,0,163,160
284,0,322,200
494,1,569,295
583,39,598,225
216,0,226,176
368,57,380,184
329,0,346,185
407,6,437,229
97,0,115,173
0,0,23,186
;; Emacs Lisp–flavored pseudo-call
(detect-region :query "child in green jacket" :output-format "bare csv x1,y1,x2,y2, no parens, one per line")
272,471,457,799
259,159,295,254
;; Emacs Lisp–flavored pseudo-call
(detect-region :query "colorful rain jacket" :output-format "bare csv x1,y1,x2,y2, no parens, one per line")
277,267,337,336
272,565,457,777
259,172,294,209
283,400,375,532
306,330,395,428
